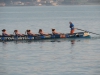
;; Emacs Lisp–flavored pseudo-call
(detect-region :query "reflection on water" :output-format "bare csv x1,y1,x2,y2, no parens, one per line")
0,38,91,44
0,38,100,75
91,36,100,40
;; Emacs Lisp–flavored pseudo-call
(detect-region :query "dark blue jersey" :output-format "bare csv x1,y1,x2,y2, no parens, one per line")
70,23,74,30
2,33,8,36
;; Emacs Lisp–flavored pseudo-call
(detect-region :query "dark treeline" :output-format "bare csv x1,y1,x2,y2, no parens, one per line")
0,0,100,2
63,0,100,4
0,0,100,5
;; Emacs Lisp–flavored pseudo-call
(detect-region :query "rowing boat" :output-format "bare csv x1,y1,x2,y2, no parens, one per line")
0,32,90,41
0,32,90,42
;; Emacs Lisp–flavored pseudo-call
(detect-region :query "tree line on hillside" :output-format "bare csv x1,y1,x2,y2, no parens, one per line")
0,0,100,4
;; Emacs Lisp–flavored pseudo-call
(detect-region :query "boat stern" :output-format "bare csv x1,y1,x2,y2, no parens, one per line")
83,32,91,38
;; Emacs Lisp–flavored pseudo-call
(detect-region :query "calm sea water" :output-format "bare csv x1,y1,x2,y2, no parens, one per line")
0,5,100,75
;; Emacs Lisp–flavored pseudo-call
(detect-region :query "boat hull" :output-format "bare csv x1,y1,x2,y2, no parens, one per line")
0,32,90,42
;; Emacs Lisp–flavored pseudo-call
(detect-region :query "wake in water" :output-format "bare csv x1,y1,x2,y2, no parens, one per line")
90,36,100,40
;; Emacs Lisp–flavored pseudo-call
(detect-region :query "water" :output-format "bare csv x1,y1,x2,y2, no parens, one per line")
0,5,100,75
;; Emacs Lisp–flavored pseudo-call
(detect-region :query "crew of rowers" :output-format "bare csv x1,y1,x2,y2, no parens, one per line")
1,22,75,37
2,29,64,36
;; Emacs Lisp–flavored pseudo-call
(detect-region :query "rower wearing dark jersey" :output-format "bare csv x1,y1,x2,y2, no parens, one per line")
52,29,60,35
25,30,36,36
2,29,10,36
38,29,49,36
14,30,24,36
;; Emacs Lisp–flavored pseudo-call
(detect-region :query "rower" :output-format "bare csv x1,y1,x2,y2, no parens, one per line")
14,30,24,36
25,30,36,36
2,29,10,36
38,29,49,36
52,29,60,35
69,22,75,35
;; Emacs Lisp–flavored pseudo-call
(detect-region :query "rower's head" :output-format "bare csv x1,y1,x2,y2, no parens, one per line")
52,29,55,31
2,29,6,32
28,30,31,32
26,30,29,32
39,29,42,32
14,30,18,32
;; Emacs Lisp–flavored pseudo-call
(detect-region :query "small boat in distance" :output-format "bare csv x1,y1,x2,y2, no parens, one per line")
0,32,90,42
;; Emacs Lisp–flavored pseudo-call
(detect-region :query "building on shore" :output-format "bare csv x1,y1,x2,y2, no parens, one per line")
0,0,100,6
0,2,5,6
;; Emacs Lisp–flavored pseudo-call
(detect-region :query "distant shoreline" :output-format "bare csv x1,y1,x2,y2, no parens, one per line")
0,4,100,7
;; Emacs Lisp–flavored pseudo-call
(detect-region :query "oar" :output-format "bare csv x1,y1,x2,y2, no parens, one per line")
76,28,100,35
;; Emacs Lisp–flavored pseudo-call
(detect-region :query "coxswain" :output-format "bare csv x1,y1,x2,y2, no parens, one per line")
69,22,75,34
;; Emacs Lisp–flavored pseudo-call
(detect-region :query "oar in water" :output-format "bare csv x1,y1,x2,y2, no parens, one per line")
76,28,100,35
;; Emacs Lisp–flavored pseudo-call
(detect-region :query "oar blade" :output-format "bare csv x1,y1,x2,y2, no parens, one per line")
76,28,100,35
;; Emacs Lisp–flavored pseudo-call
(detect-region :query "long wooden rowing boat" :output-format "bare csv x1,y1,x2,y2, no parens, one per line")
0,32,90,41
